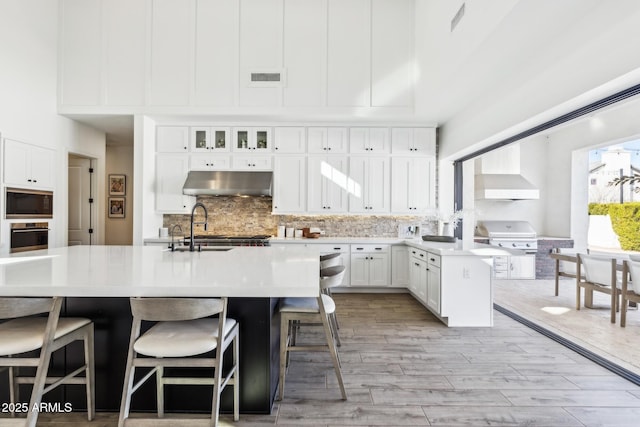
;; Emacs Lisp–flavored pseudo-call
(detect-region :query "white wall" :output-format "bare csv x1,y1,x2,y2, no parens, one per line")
0,0,106,251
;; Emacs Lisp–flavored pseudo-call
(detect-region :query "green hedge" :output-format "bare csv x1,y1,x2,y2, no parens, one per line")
589,202,640,251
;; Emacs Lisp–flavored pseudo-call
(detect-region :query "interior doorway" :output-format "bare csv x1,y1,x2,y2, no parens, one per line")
68,154,96,245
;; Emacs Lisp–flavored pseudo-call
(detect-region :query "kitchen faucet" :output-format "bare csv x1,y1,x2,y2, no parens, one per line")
168,224,183,252
189,202,208,252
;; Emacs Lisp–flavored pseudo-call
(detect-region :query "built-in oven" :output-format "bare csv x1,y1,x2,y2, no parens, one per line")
6,188,53,219
10,222,50,253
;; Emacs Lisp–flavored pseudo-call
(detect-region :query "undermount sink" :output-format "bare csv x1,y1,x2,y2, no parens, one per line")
170,246,234,252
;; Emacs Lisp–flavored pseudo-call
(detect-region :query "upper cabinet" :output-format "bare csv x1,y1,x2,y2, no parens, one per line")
190,127,230,152
157,127,189,152
308,128,348,154
349,128,390,154
58,0,415,113
274,127,306,153
233,127,272,152
3,139,55,189
391,128,436,156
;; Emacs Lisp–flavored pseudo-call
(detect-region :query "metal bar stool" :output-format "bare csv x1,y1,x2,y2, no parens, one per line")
118,297,239,427
278,265,347,401
0,297,95,427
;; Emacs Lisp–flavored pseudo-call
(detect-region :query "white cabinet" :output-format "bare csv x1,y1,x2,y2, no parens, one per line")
307,156,349,213
510,255,536,280
157,126,189,152
233,127,272,152
391,157,436,213
349,156,390,213
232,155,273,170
391,128,436,155
274,127,306,153
349,128,390,153
273,156,306,213
350,244,390,287
155,153,194,213
307,128,348,153
190,127,230,152
426,253,441,314
391,245,410,287
189,154,231,171
3,139,54,189
408,248,427,303
493,255,536,280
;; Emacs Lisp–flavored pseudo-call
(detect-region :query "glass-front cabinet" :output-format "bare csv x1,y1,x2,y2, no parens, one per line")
233,127,272,152
190,127,230,152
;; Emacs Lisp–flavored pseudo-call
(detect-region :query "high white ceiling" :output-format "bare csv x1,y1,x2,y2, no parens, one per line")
69,0,640,151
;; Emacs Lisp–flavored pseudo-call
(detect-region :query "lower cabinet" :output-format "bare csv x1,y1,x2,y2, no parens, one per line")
409,253,427,303
316,243,351,287
391,245,410,287
426,254,441,314
350,244,390,287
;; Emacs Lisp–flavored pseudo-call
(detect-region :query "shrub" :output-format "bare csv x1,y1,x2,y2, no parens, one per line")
589,202,640,251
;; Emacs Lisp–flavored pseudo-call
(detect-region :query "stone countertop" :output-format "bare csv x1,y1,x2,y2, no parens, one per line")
0,245,319,298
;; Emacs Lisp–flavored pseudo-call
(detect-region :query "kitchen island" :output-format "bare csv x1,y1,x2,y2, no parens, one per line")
0,245,319,414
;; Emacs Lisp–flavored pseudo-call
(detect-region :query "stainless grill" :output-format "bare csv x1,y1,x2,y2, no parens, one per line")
476,220,537,253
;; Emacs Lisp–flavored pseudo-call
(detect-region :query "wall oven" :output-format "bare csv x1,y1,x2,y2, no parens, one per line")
6,188,53,219
10,222,50,253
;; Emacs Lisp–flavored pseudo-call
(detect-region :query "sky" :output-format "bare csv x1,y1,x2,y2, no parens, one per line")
589,139,640,169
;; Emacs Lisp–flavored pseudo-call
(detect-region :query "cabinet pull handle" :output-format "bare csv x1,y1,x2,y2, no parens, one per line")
375,247,382,250
430,258,435,262
333,247,341,250
356,247,364,251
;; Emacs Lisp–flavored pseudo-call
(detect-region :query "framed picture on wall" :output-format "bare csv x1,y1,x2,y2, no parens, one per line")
108,197,125,218
109,174,126,196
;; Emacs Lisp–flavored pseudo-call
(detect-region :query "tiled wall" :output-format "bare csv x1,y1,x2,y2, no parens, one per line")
163,196,436,237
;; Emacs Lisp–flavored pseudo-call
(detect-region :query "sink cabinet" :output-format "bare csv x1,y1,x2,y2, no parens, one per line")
350,244,390,287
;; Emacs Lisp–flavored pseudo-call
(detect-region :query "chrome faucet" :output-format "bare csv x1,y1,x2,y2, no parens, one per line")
189,202,208,252
168,224,183,252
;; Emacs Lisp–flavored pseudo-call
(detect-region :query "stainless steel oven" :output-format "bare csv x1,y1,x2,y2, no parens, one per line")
6,188,53,219
10,222,50,253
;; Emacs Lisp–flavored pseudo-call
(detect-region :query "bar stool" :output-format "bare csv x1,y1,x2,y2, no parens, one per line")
319,253,344,336
0,297,95,427
278,265,347,401
118,297,239,427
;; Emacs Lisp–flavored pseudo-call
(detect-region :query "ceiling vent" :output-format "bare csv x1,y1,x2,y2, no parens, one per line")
451,3,465,32
247,69,286,88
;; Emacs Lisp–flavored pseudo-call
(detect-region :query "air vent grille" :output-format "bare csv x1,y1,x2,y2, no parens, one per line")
247,69,286,87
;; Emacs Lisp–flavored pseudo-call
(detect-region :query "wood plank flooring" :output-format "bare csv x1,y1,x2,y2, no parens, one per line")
4,292,640,426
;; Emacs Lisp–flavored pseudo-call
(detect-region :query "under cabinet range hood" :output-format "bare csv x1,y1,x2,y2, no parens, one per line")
182,171,273,196
474,174,540,200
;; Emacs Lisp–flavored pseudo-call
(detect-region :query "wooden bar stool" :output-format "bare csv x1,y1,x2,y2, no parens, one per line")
118,297,239,427
278,265,347,401
0,297,95,427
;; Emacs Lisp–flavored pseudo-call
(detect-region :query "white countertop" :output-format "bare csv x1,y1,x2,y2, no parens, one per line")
0,245,319,298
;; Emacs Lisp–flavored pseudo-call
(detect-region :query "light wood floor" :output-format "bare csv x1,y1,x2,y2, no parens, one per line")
7,292,640,426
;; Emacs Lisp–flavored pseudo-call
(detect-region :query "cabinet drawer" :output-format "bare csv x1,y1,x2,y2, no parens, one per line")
408,248,426,260
427,253,441,268
316,244,349,253
351,244,389,254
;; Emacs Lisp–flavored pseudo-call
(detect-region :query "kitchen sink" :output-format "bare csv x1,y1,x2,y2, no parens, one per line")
169,246,234,252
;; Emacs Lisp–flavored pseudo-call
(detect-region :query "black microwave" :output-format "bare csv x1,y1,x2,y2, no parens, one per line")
6,188,53,219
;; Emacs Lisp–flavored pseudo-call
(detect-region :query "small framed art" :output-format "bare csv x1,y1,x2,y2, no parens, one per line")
108,197,125,218
109,174,126,196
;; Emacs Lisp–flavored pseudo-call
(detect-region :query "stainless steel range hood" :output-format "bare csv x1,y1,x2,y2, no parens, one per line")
474,174,540,200
182,171,273,196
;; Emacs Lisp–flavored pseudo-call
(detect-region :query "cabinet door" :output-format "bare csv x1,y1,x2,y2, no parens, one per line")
326,128,348,153
368,128,390,153
391,128,413,155
417,261,428,304
368,253,390,287
273,156,306,213
349,128,369,153
350,254,369,287
391,157,412,213
427,265,441,314
324,156,349,212
412,128,436,156
156,154,193,212
510,256,536,279
274,127,306,153
366,157,390,213
409,258,421,295
348,156,368,212
391,246,410,287
210,127,231,152
3,140,31,186
412,157,436,212
157,126,189,152
30,146,55,188
307,156,325,212
307,128,328,153
190,127,210,151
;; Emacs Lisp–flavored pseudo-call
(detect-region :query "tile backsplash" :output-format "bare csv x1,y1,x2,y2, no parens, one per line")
163,196,436,237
